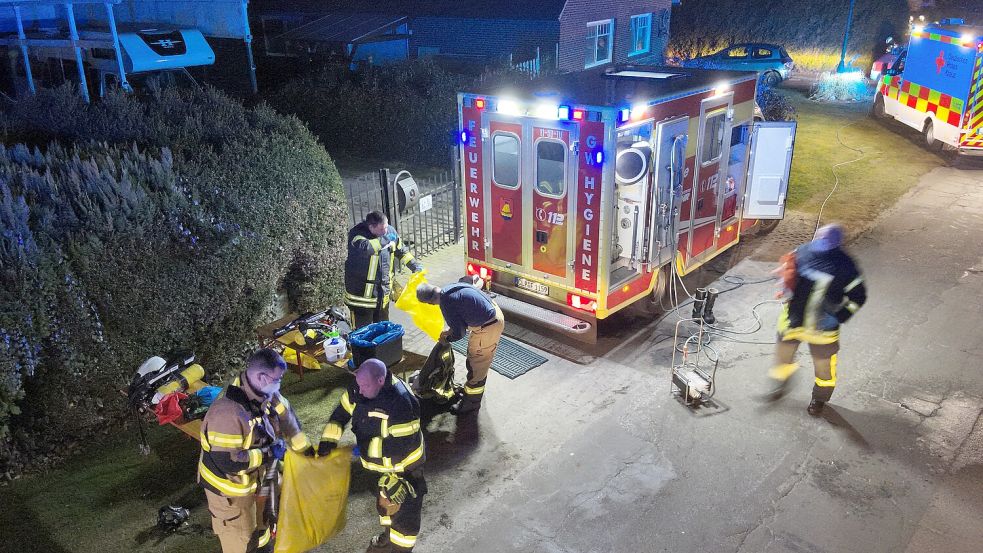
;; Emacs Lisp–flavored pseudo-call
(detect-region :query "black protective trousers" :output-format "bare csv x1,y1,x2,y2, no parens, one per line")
376,468,427,552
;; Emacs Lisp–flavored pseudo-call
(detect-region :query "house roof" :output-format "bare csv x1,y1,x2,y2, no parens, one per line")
276,13,407,43
253,0,567,21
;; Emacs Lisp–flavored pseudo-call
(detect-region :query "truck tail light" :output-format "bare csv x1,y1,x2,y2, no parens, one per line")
467,263,493,283
567,293,597,312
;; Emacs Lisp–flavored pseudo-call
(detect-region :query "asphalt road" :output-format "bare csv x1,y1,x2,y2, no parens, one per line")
324,162,983,553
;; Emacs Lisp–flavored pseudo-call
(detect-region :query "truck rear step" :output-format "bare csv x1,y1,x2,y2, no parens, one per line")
491,293,593,337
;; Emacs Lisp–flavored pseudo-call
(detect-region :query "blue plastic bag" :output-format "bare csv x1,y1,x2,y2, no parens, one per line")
195,386,222,407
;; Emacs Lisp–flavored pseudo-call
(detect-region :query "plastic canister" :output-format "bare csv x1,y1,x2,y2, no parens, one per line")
323,337,348,363
153,364,205,403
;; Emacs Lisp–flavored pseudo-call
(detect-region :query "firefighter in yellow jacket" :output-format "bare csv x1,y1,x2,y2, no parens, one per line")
318,358,426,553
345,210,423,329
198,349,314,553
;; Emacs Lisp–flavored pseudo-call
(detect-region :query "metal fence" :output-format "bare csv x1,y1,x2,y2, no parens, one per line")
343,169,461,259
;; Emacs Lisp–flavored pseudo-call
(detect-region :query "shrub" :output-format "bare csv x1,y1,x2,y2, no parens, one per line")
810,71,875,103
757,86,797,121
0,85,348,474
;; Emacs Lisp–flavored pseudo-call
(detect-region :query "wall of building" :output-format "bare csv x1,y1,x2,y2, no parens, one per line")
557,0,672,72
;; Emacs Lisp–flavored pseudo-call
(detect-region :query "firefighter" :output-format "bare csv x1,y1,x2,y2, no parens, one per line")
198,349,314,553
415,278,504,415
317,358,426,553
345,210,423,329
766,224,867,415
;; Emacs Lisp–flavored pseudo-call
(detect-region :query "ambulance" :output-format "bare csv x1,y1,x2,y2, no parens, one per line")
457,65,797,341
872,20,983,154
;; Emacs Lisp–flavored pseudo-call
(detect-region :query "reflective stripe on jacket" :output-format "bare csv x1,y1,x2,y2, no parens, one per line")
320,372,425,474
344,222,421,309
197,374,311,497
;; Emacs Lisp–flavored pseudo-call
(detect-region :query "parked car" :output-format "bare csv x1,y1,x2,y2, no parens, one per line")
682,43,794,86
870,37,905,81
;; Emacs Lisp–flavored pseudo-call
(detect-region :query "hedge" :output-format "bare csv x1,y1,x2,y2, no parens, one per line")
0,85,348,475
669,0,911,71
267,60,474,167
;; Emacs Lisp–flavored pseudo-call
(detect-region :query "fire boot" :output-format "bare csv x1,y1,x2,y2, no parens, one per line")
702,288,718,325
450,395,481,415
692,288,708,320
764,363,798,401
366,532,392,553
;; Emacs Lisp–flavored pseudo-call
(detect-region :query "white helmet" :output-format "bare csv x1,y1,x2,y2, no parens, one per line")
137,356,167,377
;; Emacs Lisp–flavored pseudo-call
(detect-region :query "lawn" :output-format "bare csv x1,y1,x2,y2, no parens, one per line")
0,367,354,553
783,88,945,230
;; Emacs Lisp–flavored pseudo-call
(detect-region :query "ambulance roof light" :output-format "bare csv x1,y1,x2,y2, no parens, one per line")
558,105,571,119
630,103,647,121
962,33,977,46
497,98,522,116
474,98,486,109
572,109,586,121
713,82,730,97
534,103,559,119
618,108,631,123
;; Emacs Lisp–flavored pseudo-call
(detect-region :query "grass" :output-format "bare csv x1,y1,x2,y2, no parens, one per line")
786,48,873,73
0,367,356,553
783,88,945,231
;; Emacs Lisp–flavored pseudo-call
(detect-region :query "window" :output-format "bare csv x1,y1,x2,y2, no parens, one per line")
536,140,566,196
629,14,651,56
493,134,520,188
752,47,774,59
723,46,749,59
585,19,614,68
700,111,726,165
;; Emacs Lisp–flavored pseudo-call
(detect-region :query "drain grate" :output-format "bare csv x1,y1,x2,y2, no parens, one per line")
450,335,548,379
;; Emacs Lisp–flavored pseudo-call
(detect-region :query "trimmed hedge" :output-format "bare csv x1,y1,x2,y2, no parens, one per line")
0,85,347,474
669,0,911,71
267,60,473,167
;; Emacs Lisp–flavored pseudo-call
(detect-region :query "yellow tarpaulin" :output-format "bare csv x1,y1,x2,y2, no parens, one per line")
275,446,352,553
394,271,446,341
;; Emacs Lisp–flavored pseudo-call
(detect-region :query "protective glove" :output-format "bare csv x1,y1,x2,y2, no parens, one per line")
378,473,416,505
317,440,336,457
302,445,317,457
266,439,287,462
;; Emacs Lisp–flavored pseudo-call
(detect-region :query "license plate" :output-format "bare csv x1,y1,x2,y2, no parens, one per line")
515,277,549,296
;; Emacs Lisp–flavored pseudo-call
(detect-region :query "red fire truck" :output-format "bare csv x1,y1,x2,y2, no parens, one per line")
457,65,797,341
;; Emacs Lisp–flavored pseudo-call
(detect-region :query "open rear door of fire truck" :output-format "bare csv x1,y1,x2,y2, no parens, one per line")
742,121,797,220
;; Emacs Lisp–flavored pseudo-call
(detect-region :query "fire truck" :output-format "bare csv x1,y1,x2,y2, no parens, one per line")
872,20,983,154
457,65,797,341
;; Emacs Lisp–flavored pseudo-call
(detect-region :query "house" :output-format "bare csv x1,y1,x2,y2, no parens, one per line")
251,0,673,73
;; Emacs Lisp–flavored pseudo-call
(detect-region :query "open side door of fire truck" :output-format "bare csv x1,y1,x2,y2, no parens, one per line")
742,121,797,220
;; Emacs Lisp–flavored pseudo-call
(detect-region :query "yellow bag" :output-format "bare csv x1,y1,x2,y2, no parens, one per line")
394,271,446,341
274,446,352,553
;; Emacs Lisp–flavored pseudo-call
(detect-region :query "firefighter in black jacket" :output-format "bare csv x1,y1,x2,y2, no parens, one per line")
198,349,314,553
318,358,426,553
345,211,423,329
767,224,867,415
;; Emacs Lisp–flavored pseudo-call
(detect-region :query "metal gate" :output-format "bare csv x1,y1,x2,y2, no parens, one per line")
344,169,461,259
